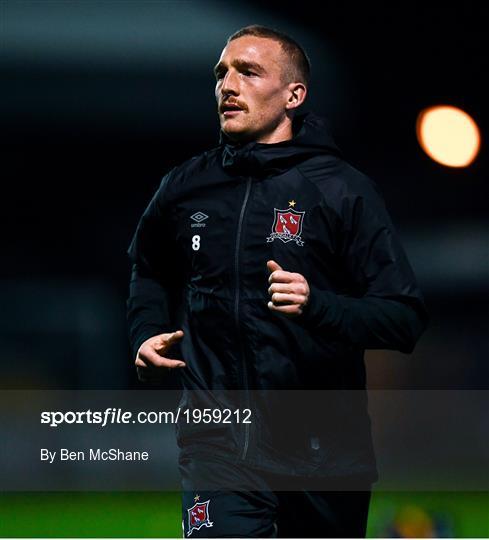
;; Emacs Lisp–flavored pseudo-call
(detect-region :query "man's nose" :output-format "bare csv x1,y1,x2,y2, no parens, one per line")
221,70,239,96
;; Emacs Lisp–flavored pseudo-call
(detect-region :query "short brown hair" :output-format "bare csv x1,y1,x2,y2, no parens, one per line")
226,24,311,87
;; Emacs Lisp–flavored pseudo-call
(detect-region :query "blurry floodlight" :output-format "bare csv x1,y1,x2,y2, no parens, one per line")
416,105,481,167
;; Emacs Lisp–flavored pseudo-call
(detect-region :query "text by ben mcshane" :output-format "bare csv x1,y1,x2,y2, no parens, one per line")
40,448,149,462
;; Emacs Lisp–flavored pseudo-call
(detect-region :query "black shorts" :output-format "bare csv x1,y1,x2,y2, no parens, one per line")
179,453,372,538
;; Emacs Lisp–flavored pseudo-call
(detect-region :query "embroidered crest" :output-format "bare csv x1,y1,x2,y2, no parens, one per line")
187,499,213,536
266,207,305,246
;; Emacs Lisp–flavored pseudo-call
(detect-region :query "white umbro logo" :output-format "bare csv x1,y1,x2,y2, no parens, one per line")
190,211,209,228
190,212,208,223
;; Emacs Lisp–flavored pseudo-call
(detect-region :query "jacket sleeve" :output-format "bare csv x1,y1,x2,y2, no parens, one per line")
297,174,430,354
126,169,182,359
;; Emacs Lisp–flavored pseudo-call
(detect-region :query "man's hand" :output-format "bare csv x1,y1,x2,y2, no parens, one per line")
267,260,310,317
135,330,186,382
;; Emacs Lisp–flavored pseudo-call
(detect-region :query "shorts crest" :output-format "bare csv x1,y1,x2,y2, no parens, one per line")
186,498,213,536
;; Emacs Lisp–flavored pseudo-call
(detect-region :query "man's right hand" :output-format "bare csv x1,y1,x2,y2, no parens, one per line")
135,330,186,382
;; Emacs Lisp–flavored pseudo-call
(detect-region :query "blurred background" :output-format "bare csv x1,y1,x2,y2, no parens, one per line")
0,1,487,537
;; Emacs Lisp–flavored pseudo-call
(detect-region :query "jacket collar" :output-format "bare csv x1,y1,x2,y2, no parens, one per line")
219,110,342,177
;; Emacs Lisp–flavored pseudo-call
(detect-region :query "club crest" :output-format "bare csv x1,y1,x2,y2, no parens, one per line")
266,207,305,246
187,499,213,536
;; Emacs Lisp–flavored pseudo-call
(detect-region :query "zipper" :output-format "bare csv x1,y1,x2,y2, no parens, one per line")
234,176,252,460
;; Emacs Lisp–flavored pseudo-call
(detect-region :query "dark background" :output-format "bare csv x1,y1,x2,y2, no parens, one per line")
1,1,487,390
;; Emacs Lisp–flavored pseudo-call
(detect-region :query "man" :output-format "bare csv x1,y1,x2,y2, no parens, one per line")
127,25,429,538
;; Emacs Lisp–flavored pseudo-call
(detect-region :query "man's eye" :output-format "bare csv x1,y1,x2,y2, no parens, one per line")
244,71,256,77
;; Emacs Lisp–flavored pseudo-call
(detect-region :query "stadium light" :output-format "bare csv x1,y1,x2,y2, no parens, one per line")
416,105,481,167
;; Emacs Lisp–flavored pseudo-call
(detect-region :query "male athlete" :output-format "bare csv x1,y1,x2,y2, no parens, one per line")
127,25,429,537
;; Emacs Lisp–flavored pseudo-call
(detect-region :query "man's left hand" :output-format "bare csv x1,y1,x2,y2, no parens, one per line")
267,260,310,317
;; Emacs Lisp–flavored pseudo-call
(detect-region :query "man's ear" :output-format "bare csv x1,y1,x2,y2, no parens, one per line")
286,82,307,110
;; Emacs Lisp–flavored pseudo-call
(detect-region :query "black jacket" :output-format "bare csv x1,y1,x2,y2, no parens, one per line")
126,111,429,481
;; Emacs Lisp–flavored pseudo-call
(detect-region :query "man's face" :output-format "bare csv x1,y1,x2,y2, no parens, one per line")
214,36,292,143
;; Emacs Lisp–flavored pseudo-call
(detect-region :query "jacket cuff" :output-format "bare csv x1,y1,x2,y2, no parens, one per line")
295,284,338,330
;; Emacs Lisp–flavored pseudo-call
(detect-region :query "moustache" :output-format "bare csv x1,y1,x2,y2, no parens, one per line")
219,101,247,113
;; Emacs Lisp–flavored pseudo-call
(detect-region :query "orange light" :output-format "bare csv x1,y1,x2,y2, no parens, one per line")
416,105,481,167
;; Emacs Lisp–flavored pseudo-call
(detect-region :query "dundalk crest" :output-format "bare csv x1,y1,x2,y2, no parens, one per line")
187,497,213,536
266,203,305,247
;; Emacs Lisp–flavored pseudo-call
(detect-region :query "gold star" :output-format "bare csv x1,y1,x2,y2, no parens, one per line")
289,200,296,207
194,494,200,502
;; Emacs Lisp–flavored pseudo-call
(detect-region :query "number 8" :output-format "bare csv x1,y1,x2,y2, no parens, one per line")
192,235,200,251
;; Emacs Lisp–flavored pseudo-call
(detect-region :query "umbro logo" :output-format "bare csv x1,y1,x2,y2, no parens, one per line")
191,212,208,223
190,211,209,228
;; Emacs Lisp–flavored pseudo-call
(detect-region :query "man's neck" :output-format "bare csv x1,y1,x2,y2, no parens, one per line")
255,116,294,144
255,120,293,144
223,116,294,146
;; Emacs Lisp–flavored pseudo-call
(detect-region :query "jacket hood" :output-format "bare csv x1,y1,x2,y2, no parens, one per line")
219,110,342,177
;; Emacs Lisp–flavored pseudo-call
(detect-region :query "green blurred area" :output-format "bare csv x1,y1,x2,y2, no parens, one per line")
0,491,487,537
